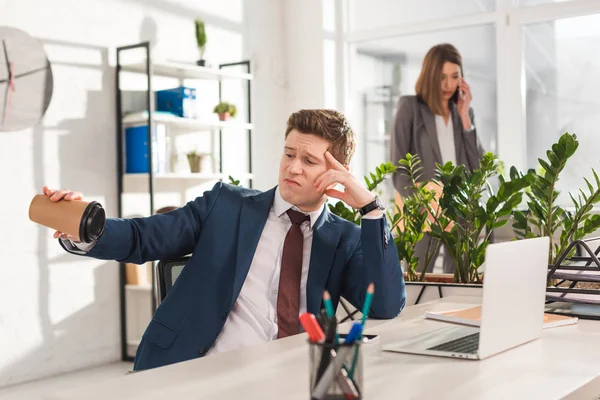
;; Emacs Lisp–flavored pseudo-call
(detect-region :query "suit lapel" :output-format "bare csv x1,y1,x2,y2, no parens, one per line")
306,209,341,314
231,188,275,307
419,102,443,163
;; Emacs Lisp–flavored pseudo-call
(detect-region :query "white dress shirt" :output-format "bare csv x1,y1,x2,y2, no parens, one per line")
435,113,457,165
208,187,323,354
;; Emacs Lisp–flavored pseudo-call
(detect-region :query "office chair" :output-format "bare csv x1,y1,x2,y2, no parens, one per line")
155,256,190,304
124,257,191,375
155,255,359,321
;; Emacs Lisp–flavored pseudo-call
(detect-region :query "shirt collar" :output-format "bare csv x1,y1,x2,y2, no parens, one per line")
274,186,325,230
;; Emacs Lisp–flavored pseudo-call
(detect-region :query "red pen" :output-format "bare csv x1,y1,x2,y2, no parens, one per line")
300,312,325,343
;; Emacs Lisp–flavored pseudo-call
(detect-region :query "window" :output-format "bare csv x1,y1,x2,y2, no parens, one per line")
524,13,600,203
338,0,600,207
349,25,497,181
347,0,495,32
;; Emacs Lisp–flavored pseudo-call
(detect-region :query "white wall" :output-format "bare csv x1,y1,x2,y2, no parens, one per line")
0,0,248,387
283,0,325,116
244,0,325,191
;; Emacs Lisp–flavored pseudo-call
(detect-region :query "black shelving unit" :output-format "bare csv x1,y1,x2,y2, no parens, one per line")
545,236,600,320
115,41,253,361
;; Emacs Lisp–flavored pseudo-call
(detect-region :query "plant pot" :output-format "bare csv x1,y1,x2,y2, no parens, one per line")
187,154,203,173
218,112,230,121
404,273,455,284
196,59,206,67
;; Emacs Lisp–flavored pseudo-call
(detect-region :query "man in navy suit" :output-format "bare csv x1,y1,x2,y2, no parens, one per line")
44,109,406,371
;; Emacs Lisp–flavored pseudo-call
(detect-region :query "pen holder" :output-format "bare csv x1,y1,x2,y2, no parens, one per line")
308,341,363,400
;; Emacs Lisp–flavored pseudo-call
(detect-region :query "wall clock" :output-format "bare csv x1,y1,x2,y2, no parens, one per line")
0,26,53,131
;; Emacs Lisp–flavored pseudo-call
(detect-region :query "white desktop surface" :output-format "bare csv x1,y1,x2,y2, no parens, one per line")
46,296,600,400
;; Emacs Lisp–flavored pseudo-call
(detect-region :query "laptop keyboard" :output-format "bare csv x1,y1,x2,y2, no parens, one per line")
427,332,480,354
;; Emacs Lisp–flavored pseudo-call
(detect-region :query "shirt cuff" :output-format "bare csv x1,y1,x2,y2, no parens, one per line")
60,238,97,254
362,214,383,220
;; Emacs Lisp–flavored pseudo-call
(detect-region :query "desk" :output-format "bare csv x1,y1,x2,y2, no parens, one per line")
47,297,600,400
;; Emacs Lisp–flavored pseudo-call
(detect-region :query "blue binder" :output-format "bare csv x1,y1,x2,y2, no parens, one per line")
155,86,197,118
125,124,167,173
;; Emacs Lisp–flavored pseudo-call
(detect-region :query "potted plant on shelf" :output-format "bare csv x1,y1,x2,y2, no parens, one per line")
186,150,210,173
194,19,207,66
213,102,237,121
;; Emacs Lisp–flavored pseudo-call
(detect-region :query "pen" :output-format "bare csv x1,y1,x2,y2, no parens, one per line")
336,367,360,400
323,291,340,344
323,290,335,318
360,283,375,327
344,322,363,345
300,312,326,343
315,316,338,385
317,308,329,332
348,282,374,379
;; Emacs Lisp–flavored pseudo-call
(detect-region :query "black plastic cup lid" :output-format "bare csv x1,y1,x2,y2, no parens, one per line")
79,201,106,243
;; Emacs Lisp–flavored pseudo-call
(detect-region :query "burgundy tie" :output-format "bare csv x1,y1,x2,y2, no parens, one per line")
277,209,310,338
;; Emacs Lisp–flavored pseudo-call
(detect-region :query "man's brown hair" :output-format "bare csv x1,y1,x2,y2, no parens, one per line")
285,109,356,165
415,43,463,116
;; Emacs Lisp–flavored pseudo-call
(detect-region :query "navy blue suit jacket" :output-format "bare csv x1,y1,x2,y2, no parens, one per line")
62,182,406,370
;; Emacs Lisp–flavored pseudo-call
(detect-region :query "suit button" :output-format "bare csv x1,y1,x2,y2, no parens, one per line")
199,347,207,356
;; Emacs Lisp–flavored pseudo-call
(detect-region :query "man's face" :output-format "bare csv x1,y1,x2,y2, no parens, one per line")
278,129,332,212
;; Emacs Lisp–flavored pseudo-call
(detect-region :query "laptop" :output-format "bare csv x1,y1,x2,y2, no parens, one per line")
382,236,550,360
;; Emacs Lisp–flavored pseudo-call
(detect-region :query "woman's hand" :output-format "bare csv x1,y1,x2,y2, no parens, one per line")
457,78,473,131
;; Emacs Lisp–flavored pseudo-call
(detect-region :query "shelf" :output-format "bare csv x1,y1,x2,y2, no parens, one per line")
546,292,600,305
120,60,253,81
122,111,253,131
552,269,600,282
117,48,253,362
125,284,152,292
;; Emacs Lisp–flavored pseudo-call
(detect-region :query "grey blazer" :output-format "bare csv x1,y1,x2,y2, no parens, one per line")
390,95,485,197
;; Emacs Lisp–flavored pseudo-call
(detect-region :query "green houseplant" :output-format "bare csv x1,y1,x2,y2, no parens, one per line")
512,132,600,264
415,153,531,283
194,19,207,66
213,102,237,121
328,153,531,284
390,155,439,282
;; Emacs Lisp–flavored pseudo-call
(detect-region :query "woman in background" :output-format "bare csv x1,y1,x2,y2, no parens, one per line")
390,43,485,273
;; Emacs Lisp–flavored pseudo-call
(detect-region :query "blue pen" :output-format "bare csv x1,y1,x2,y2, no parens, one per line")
344,322,363,344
